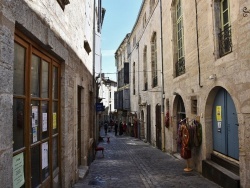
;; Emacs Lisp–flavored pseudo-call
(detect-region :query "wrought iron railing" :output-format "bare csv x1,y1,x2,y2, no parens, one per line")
152,76,158,87
175,57,185,77
218,26,232,57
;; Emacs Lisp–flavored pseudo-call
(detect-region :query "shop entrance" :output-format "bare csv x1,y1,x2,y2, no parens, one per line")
155,104,162,149
140,110,145,139
176,96,186,152
77,86,82,166
212,88,239,160
147,105,151,143
13,32,61,187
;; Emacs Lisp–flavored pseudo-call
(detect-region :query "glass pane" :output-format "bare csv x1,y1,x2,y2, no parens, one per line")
42,142,50,181
41,102,49,139
30,101,40,144
223,10,229,26
14,43,25,95
31,55,40,97
31,145,40,187
52,136,58,171
13,98,25,151
41,60,49,98
52,102,58,134
222,0,228,11
52,66,58,99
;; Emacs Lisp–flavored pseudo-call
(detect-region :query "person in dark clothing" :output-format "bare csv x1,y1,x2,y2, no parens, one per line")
119,122,123,135
114,121,118,136
104,121,108,135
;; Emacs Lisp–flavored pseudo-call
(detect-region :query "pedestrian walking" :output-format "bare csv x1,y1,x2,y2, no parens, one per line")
104,121,108,135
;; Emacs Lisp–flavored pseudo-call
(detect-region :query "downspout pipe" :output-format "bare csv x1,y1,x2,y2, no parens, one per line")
160,0,165,152
93,0,97,142
137,42,140,139
195,0,203,88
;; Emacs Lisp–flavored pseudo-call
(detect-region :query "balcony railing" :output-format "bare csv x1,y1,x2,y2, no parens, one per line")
218,26,232,57
175,57,185,77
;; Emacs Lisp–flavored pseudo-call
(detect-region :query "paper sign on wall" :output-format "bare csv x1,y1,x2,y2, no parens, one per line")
42,142,48,169
33,127,37,143
42,113,48,132
216,106,222,121
32,106,38,128
13,153,25,188
53,113,57,129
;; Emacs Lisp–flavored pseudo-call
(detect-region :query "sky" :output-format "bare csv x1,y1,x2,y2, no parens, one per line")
101,0,143,81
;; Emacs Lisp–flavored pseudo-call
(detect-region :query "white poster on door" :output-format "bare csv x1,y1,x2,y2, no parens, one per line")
42,142,48,169
13,152,25,188
32,106,38,127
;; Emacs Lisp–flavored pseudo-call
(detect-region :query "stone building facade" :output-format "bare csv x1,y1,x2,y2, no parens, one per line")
0,0,104,187
117,0,250,187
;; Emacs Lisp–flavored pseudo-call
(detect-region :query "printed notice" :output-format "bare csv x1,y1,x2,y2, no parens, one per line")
53,113,57,129
32,106,38,128
42,113,48,132
13,153,25,188
33,127,38,143
216,106,222,121
42,142,48,169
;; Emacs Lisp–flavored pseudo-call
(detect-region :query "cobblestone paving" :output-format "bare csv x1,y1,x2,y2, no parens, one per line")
73,129,221,188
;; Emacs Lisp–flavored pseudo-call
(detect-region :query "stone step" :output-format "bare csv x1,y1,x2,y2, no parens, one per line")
202,160,240,188
211,153,239,175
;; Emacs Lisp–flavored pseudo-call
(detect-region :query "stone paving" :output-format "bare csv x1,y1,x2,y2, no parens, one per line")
73,129,221,188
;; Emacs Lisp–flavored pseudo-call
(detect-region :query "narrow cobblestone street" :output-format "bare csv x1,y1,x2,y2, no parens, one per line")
73,128,221,188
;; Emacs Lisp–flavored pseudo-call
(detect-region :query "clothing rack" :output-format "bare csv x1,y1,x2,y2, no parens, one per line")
179,115,200,124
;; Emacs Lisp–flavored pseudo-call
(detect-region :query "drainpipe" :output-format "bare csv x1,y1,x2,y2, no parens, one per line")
93,0,97,142
160,0,165,151
137,42,140,139
195,0,203,88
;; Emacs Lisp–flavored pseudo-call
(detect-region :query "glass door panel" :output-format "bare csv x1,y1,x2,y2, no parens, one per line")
41,60,49,98
52,136,58,172
13,98,25,151
31,55,40,97
42,142,50,181
14,43,25,95
52,66,58,99
31,145,40,187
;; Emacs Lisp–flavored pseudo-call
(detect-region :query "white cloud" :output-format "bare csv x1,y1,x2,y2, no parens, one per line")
102,50,116,57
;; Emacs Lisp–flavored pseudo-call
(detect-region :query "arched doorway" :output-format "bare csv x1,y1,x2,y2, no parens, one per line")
147,105,151,143
212,88,239,160
140,110,145,139
174,95,186,152
155,104,162,149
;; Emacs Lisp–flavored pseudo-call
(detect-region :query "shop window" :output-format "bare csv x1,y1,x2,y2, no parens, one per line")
13,31,61,187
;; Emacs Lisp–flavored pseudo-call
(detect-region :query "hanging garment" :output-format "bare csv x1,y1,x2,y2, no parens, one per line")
180,124,192,159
